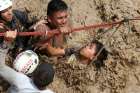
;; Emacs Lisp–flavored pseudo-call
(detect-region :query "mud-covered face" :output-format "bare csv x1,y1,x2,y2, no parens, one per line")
48,10,68,28
80,43,97,60
0,6,13,22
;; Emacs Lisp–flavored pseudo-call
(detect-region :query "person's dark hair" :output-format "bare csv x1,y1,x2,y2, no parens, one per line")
0,13,2,19
0,12,5,21
33,62,55,88
91,40,108,68
47,0,68,16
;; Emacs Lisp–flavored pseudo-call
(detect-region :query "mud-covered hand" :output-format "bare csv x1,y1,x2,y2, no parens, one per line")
59,25,72,34
4,30,17,43
65,48,77,56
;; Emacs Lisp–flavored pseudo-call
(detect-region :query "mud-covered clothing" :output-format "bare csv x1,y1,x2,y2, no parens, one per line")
0,9,33,58
12,10,33,50
0,50,54,93
67,54,83,65
67,54,87,68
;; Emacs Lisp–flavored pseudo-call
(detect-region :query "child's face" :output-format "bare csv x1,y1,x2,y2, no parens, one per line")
1,6,13,22
80,43,96,60
48,10,68,28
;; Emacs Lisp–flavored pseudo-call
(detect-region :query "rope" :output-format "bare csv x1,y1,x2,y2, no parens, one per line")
91,23,122,65
0,16,140,37
91,17,140,65
123,17,132,32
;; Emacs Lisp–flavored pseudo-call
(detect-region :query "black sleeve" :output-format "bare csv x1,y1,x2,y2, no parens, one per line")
12,10,33,51
13,10,33,29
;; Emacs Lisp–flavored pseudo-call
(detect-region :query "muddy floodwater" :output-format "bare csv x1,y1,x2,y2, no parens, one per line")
0,0,140,93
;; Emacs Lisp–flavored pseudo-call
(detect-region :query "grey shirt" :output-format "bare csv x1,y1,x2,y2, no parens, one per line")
0,50,54,93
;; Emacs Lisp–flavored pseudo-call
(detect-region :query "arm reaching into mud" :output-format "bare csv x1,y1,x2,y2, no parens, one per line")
35,43,77,56
35,43,65,56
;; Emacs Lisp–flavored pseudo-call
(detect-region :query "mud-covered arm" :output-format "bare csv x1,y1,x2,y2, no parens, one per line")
35,43,65,56
35,43,77,56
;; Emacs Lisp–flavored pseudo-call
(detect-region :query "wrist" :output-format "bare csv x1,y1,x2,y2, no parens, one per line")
4,37,13,43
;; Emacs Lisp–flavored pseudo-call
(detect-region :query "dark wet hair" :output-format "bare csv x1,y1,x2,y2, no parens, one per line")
0,12,5,21
91,40,108,60
91,40,108,68
47,0,68,16
33,63,55,88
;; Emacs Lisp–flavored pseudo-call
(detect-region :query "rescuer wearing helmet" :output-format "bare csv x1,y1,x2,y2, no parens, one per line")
0,50,55,93
13,50,39,75
0,0,34,60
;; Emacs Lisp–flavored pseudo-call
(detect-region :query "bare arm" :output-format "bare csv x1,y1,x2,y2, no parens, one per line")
36,43,65,56
46,44,65,56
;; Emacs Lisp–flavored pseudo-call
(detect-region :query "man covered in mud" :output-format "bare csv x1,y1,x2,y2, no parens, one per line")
33,0,75,57
33,0,108,66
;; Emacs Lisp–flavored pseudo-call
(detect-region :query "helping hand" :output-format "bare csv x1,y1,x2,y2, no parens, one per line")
59,25,72,34
4,30,17,42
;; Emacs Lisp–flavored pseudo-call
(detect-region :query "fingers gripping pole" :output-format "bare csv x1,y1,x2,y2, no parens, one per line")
0,16,140,37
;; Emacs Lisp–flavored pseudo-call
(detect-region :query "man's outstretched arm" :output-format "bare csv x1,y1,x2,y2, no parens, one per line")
0,49,26,87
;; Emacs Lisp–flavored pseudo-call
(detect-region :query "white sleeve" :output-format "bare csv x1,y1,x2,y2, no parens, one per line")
0,63,26,86
0,49,26,87
42,89,55,93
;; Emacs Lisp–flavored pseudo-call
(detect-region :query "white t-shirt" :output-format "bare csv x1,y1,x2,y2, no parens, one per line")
0,50,54,93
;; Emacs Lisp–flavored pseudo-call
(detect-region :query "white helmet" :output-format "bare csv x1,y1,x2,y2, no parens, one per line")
0,0,12,11
13,50,39,75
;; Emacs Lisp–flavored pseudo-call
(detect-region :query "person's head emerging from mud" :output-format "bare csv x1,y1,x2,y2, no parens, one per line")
47,0,68,28
0,0,13,22
78,40,108,65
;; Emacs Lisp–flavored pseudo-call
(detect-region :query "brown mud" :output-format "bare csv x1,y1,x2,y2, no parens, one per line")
0,0,140,93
